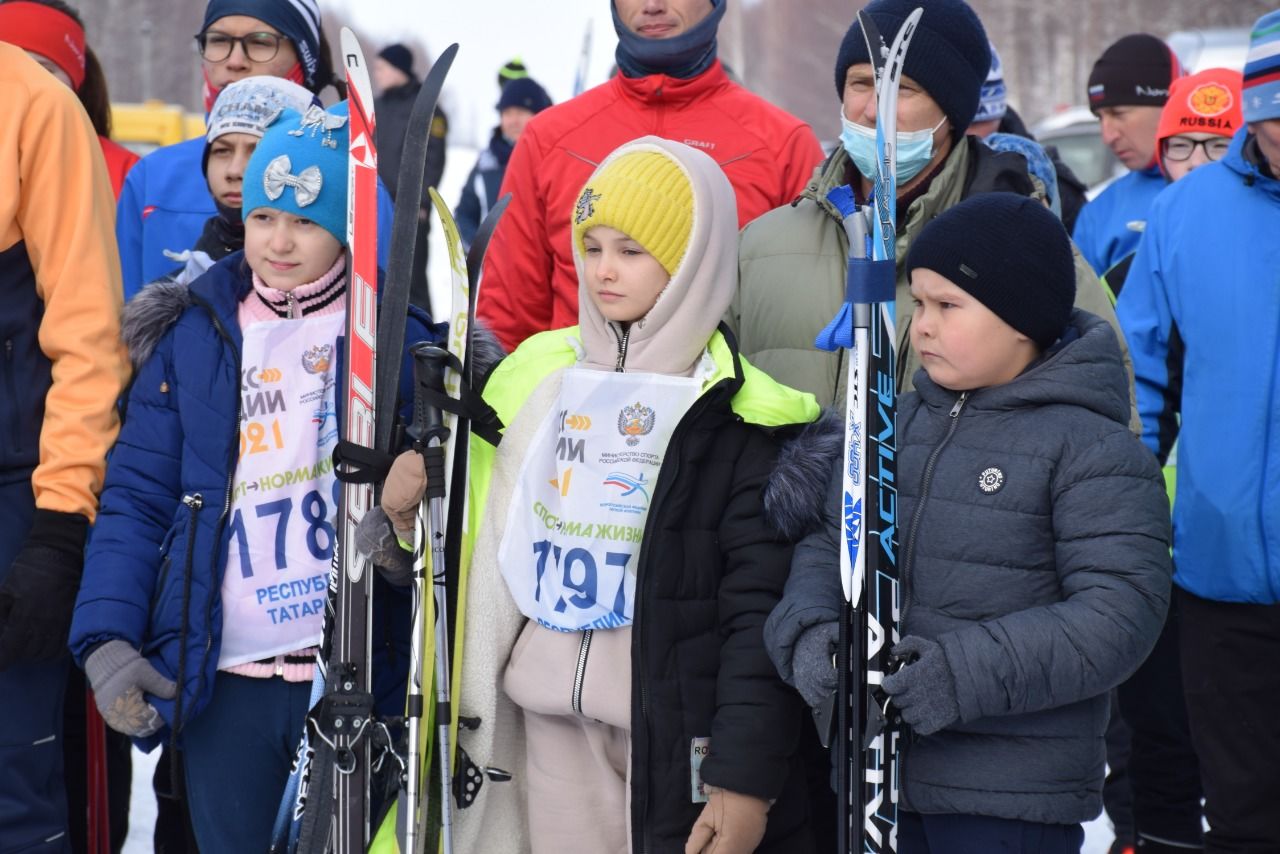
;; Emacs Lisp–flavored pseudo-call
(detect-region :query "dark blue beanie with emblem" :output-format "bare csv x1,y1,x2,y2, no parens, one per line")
834,0,991,139
202,0,322,88
907,193,1076,349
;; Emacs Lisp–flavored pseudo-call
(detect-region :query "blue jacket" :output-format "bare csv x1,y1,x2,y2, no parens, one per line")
69,253,444,748
1072,165,1164,275
453,129,512,249
1117,129,1280,604
116,137,396,300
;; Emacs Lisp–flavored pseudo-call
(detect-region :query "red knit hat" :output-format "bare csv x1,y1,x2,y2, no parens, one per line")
1156,68,1243,176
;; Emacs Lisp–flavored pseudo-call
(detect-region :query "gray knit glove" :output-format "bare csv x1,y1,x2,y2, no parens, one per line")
84,640,176,738
880,636,960,736
792,622,839,709
355,507,414,587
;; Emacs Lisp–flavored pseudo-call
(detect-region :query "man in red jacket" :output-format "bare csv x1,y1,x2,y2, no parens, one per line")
478,0,824,350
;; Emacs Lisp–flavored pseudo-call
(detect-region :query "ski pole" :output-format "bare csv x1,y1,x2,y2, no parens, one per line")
406,343,455,854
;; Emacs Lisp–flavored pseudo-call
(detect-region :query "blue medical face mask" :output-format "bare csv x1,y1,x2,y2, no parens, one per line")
839,109,947,185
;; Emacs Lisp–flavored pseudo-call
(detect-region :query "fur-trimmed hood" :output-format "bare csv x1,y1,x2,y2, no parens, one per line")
763,409,841,540
121,277,197,369
122,252,506,378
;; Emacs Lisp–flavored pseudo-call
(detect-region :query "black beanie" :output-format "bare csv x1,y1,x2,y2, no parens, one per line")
378,44,415,79
907,193,1076,350
1087,34,1181,111
834,0,990,139
496,77,553,114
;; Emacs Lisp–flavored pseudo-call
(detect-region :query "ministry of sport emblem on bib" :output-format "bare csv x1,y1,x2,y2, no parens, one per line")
301,343,333,375
618,401,655,447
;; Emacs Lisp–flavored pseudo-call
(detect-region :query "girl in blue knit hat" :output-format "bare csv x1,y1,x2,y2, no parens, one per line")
766,193,1173,853
69,104,439,851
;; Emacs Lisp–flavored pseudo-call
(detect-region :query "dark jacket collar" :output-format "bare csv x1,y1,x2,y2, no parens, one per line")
912,309,1130,427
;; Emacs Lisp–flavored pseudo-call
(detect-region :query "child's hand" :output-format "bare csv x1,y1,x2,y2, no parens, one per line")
881,636,960,736
792,622,839,709
381,450,428,540
684,786,770,854
85,639,177,738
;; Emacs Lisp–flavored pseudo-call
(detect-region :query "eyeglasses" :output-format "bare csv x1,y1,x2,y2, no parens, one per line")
1162,136,1232,163
195,30,285,64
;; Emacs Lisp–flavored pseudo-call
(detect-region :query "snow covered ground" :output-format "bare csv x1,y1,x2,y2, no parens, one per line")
121,145,1119,853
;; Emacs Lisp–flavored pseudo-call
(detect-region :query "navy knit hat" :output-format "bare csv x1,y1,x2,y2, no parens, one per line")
907,193,1076,349
202,0,322,88
378,43,414,79
1087,34,1181,111
496,77,552,114
834,0,991,139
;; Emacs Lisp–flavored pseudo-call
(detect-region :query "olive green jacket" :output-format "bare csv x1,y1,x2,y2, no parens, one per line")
729,140,1135,419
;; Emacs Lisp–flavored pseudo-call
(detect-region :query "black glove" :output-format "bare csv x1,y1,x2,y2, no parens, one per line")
0,509,88,670
792,622,840,709
880,635,960,736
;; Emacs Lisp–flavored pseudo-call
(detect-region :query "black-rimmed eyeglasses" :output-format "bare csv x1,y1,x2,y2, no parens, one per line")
195,31,286,63
1162,136,1232,163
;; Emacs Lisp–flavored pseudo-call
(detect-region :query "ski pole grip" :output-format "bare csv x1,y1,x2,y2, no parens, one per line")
407,343,450,446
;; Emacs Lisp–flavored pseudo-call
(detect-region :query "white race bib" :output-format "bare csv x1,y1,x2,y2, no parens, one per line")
219,313,344,668
498,368,702,632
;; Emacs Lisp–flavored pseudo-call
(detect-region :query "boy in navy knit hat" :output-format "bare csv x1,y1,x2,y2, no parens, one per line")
734,0,1129,411
766,193,1173,853
71,103,440,851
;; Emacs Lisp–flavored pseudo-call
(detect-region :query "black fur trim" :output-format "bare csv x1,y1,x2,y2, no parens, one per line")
763,409,842,540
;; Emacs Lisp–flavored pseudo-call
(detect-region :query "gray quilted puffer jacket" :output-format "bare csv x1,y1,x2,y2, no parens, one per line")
764,309,1172,825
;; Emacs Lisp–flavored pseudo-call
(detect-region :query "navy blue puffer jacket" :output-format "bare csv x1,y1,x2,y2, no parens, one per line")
69,252,442,749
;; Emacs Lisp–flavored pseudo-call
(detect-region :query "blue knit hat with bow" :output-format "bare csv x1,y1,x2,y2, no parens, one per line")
242,103,349,246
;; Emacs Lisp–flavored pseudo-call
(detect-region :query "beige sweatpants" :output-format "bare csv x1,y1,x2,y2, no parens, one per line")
503,622,634,854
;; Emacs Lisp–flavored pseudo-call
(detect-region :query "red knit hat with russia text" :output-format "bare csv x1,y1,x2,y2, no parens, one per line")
1156,68,1243,149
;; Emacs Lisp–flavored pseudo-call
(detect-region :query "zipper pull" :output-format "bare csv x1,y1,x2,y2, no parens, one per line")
949,392,969,418
182,493,204,510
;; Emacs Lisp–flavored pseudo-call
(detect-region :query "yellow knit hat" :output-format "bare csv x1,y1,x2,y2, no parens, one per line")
572,149,694,276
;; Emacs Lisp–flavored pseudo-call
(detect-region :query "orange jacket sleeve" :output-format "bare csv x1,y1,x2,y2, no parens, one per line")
0,46,130,521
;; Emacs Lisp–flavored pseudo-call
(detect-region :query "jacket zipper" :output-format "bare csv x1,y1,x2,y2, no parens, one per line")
612,323,631,372
631,378,731,854
171,493,204,732
569,325,628,722
3,338,19,449
186,293,244,705
571,629,594,714
900,392,967,629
